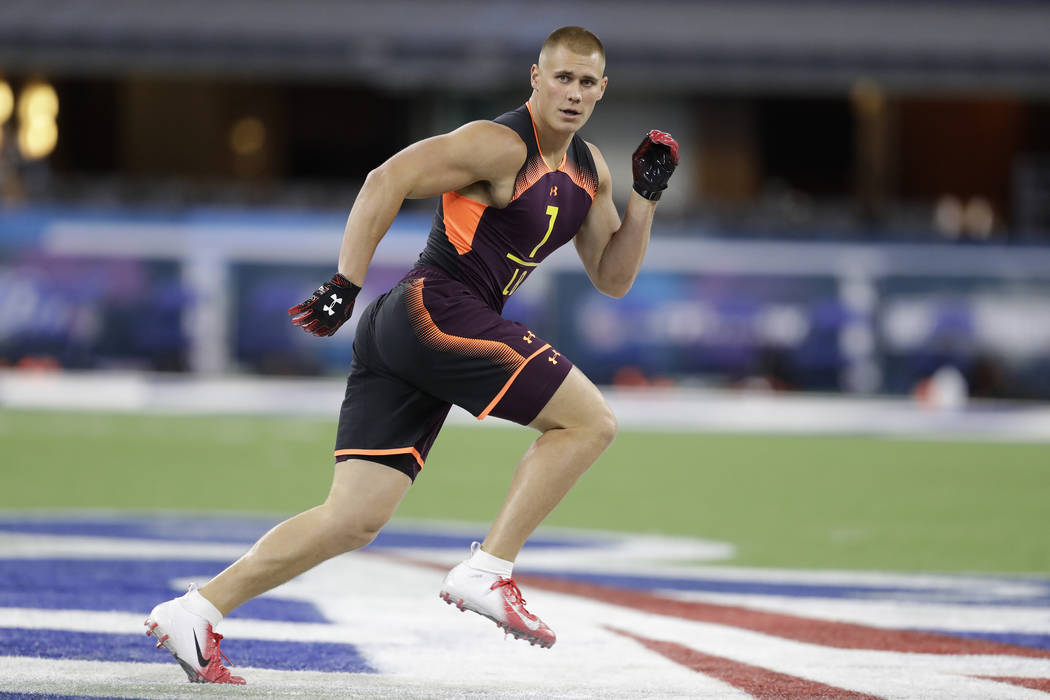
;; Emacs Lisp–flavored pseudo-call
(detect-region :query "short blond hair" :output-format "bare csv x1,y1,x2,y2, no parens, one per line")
540,26,605,63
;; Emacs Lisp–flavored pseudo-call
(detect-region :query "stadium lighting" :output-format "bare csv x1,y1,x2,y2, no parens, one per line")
16,81,59,160
0,79,13,125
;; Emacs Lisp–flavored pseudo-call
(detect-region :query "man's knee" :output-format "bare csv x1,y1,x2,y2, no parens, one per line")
322,458,411,553
532,367,617,440
589,400,618,449
326,511,386,553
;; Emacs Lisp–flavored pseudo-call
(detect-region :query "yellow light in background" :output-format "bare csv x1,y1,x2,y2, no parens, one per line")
0,80,13,125
17,81,59,160
17,82,59,121
230,116,266,156
18,115,58,160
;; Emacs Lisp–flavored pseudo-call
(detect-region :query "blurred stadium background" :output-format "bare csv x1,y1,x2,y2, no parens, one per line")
3,2,1050,697
2,1,1049,555
3,0,1050,400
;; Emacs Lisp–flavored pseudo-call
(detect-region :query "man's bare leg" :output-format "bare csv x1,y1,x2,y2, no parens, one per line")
200,459,411,615
437,367,615,647
481,365,617,561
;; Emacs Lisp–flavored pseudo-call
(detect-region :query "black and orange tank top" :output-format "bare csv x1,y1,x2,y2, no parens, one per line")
415,103,599,312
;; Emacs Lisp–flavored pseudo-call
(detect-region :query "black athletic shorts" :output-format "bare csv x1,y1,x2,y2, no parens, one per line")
334,267,573,480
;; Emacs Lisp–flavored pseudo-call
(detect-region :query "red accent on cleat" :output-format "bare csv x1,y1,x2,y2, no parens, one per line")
440,566,556,648
144,615,246,685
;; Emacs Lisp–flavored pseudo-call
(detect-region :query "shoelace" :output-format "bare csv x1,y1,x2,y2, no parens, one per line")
204,630,240,683
211,632,235,668
491,578,526,607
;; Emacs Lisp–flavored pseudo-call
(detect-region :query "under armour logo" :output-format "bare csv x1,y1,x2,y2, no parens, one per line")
323,293,343,316
549,186,558,197
523,331,536,344
547,350,560,365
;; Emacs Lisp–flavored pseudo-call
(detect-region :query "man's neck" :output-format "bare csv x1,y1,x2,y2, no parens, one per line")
527,98,573,169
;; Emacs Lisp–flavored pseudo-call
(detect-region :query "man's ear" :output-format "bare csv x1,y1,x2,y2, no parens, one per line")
596,76,608,101
529,64,540,90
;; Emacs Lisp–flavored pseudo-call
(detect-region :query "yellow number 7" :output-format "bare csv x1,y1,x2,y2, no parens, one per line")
503,205,559,296
530,205,559,258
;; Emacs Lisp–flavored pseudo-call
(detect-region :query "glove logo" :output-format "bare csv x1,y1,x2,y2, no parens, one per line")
323,294,344,316
289,273,361,337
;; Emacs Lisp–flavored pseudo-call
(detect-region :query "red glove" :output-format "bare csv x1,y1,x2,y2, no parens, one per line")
288,273,361,337
632,130,679,201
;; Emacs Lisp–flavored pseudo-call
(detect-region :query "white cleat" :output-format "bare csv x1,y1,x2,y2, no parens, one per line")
144,584,245,684
439,548,556,648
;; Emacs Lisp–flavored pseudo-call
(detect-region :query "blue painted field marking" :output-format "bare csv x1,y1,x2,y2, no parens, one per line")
0,627,376,673
0,516,595,550
0,559,326,623
526,570,1050,608
3,511,1050,669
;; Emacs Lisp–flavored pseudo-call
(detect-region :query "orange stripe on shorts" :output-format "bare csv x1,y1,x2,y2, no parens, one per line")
404,279,523,370
334,447,424,469
478,343,552,419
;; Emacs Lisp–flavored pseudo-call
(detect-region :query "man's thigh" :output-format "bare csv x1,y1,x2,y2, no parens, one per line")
527,365,612,433
380,274,575,426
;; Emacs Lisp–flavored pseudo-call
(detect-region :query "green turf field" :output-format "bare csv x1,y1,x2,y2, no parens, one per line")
2,409,1048,574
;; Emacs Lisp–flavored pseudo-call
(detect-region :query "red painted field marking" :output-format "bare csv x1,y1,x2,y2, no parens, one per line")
512,573,1050,659
381,553,1050,659
609,627,884,700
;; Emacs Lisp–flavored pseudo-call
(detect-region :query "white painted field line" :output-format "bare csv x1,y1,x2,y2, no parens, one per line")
0,553,728,697
296,553,733,699
661,590,1050,634
538,590,1050,700
0,533,249,559
0,656,591,700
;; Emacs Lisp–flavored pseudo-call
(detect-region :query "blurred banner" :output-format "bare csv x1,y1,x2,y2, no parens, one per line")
3,207,1050,399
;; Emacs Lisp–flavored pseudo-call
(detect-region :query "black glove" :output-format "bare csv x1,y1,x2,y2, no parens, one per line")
288,273,361,337
632,130,679,201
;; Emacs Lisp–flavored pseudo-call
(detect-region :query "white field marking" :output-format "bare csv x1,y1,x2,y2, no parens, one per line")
0,656,675,700
0,551,735,697
7,524,1043,611
379,545,1048,600
246,551,1050,699
661,590,1050,634
0,556,742,699
0,533,249,559
384,519,1050,597
295,552,746,699
539,590,1050,700
4,517,1050,698
376,538,736,573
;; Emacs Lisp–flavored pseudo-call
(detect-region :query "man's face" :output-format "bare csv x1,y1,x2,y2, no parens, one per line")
530,44,607,133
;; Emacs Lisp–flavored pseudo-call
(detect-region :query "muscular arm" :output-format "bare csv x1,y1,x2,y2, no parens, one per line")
336,121,525,285
573,144,658,298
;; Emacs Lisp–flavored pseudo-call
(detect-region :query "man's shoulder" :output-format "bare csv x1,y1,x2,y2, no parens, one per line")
492,104,532,134
453,120,526,155
448,120,527,181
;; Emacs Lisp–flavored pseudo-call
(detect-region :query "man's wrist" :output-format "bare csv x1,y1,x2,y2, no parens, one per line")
333,272,362,291
632,183,665,201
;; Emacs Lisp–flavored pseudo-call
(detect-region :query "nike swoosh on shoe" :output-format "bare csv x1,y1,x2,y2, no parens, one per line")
194,632,211,667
